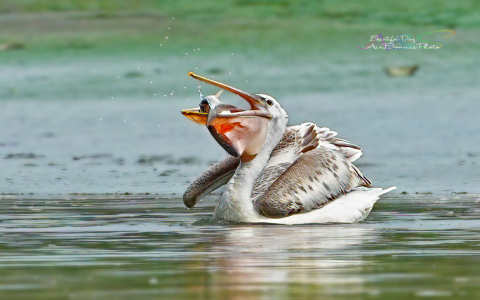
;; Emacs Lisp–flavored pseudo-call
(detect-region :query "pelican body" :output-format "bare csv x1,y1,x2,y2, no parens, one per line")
181,72,395,225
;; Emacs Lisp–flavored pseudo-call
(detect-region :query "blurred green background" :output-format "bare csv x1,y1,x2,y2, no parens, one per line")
1,0,478,100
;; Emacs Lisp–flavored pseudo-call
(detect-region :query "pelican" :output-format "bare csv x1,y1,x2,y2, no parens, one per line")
181,72,395,225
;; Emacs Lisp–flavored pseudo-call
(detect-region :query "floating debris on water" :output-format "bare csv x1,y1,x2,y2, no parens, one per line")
171,156,200,165
73,153,113,161
0,42,25,51
159,169,178,176
0,142,19,147
4,153,45,159
137,155,200,165
385,65,419,77
124,71,144,78
137,154,172,165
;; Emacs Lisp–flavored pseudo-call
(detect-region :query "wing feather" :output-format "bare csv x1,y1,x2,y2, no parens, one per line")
252,122,370,218
183,122,370,217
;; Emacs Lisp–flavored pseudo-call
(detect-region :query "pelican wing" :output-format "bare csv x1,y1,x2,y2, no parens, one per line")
252,123,371,218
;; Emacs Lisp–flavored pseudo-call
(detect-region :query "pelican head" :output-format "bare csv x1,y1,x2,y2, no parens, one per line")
181,72,288,161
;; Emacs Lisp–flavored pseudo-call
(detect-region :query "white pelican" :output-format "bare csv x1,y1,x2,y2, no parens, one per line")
181,72,395,225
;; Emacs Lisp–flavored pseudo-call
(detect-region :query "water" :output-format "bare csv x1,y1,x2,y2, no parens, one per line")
1,96,479,298
1,34,480,298
0,193,479,299
1,87,479,194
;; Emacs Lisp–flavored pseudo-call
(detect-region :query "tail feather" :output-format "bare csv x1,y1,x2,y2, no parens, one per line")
352,164,372,187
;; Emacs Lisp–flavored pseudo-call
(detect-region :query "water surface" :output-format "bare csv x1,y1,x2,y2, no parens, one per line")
1,16,479,298
0,193,479,299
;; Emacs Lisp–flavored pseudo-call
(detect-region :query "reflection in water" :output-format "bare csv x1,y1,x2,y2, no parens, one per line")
0,194,479,299
202,226,376,299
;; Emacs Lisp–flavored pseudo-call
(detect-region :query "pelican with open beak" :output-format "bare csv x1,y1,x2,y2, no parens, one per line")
181,72,395,224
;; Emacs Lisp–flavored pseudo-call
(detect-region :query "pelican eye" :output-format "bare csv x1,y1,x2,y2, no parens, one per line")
266,99,273,106
199,100,210,113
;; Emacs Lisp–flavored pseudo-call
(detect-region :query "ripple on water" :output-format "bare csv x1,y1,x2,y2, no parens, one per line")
0,193,479,299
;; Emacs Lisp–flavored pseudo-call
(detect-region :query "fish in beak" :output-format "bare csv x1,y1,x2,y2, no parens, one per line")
181,107,208,125
181,72,272,160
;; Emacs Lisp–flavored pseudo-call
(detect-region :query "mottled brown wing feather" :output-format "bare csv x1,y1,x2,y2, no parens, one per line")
253,123,370,218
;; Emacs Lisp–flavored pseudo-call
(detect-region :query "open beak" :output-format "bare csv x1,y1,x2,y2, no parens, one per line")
180,72,273,125
188,72,265,109
181,107,208,125
181,72,272,159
